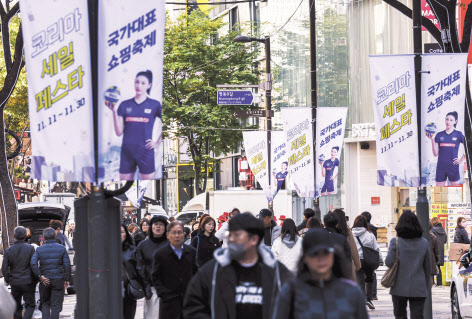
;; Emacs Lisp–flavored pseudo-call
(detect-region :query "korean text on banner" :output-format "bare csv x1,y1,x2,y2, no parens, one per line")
316,107,347,198
98,0,165,183
369,55,420,187
243,131,272,201
421,54,468,187
20,0,94,182
271,131,288,200
281,107,315,198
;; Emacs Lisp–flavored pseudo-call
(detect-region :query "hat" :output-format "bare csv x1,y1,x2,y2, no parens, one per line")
302,229,335,256
217,215,226,221
279,215,286,220
228,213,264,241
258,209,273,218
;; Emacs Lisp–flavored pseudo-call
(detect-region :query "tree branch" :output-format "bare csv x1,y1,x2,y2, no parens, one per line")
0,23,23,111
461,2,472,52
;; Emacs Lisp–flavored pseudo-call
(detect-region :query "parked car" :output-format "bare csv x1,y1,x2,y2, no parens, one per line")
451,258,472,318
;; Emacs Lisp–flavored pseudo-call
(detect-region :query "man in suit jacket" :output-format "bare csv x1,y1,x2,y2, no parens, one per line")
152,221,198,319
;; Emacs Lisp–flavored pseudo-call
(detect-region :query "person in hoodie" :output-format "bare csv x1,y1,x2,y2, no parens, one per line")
430,217,447,286
352,215,383,310
135,215,169,319
259,208,281,247
183,212,292,319
271,218,302,273
454,216,470,244
191,216,221,267
272,229,368,319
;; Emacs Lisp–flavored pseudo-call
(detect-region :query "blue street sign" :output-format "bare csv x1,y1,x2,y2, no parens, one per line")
217,90,254,105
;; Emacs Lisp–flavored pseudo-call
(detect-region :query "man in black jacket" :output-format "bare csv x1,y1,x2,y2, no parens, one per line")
152,221,197,319
1,226,36,319
296,208,315,232
361,211,378,239
183,213,293,319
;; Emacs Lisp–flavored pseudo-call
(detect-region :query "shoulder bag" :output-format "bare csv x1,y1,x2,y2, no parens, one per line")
122,264,145,300
356,236,380,271
381,237,399,288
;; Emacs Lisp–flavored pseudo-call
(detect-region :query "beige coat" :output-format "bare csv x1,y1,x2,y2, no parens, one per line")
348,228,362,280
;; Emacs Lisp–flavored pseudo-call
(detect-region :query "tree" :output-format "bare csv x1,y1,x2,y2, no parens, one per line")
163,10,260,195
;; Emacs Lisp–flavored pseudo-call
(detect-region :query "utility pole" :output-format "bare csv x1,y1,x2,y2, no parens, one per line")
413,0,432,318
309,0,321,219
264,36,273,211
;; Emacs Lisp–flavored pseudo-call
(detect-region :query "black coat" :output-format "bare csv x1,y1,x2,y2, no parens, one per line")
151,243,198,302
135,236,168,291
368,223,378,239
1,241,36,286
296,219,308,232
133,230,146,247
191,230,221,267
454,227,470,244
324,227,352,260
431,223,447,266
122,246,143,299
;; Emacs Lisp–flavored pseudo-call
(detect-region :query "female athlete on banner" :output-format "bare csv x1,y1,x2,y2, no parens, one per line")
106,70,162,180
427,111,465,186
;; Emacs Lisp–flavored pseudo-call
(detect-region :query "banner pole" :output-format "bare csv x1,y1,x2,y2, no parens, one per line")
413,0,432,317
265,37,273,211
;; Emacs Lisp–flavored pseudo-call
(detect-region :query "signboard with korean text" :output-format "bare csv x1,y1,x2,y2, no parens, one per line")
20,0,95,182
421,54,468,187
243,131,271,201
217,90,254,105
315,107,347,198
369,55,420,187
281,107,315,198
98,0,165,183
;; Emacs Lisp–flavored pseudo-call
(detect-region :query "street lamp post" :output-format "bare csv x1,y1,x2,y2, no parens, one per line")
233,36,273,210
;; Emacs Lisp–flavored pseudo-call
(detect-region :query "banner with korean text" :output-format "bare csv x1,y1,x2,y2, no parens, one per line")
421,54,468,187
281,107,315,198
98,0,165,183
369,55,420,187
21,0,95,182
315,107,347,197
243,131,271,201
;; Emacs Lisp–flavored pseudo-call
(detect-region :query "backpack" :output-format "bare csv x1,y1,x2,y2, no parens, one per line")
356,236,380,271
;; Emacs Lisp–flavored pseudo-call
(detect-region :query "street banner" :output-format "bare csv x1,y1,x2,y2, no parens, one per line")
421,54,468,186
20,0,95,182
98,0,165,183
369,55,420,187
243,131,271,201
315,107,348,198
125,181,150,208
281,107,315,198
270,131,288,199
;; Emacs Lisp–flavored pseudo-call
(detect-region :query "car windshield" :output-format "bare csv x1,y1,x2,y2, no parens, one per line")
176,213,197,225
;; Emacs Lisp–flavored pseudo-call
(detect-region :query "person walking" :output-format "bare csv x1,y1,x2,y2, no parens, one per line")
1,226,36,319
272,229,368,319
183,213,292,319
298,217,322,237
135,215,169,319
429,226,440,285
361,211,378,238
259,209,281,247
121,224,144,319
352,215,383,310
385,210,431,318
360,211,378,300
296,208,315,232
430,217,446,286
191,216,221,267
152,221,198,318
454,216,470,244
323,212,353,265
215,208,240,247
271,218,302,273
30,227,71,319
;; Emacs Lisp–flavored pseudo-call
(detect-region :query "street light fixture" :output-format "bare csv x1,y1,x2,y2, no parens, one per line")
233,35,273,209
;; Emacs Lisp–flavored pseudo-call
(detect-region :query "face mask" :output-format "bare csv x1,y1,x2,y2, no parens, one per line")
227,242,247,260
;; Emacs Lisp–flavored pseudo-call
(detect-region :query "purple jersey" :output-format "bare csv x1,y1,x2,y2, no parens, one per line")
434,130,465,168
323,158,339,182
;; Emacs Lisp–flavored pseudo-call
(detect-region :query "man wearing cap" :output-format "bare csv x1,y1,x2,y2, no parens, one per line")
215,208,240,248
259,209,281,247
183,213,292,319
273,229,368,319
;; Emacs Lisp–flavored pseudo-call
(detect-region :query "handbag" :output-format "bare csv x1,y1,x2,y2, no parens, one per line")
381,237,400,288
356,236,380,271
122,265,145,300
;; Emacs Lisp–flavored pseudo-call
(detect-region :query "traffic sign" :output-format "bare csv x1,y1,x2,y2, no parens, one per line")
232,110,274,118
217,90,254,105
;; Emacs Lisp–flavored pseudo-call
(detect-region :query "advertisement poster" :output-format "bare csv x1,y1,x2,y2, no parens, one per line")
369,55,420,187
243,131,271,201
20,0,95,182
281,107,315,198
98,0,165,182
315,107,347,197
271,131,288,198
421,54,468,187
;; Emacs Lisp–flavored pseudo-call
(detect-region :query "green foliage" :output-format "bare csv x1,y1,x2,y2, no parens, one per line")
163,10,261,193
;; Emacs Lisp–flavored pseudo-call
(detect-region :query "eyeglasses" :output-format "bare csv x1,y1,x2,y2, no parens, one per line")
169,231,184,236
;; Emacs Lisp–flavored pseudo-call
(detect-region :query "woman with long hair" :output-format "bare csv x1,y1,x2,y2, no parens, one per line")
385,210,431,318
430,217,447,286
191,216,221,267
271,218,302,273
333,209,362,282
352,215,382,310
272,229,367,319
454,216,470,244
